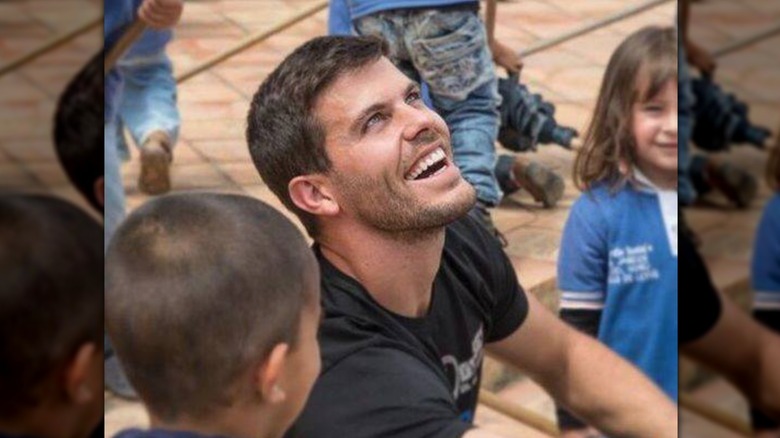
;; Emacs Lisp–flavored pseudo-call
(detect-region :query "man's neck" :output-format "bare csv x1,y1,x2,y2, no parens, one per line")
318,221,446,318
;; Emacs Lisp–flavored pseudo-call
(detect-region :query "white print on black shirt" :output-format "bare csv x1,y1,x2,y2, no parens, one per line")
441,326,484,399
608,244,660,285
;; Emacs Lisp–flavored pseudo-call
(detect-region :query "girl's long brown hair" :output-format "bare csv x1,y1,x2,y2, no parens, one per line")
573,26,677,192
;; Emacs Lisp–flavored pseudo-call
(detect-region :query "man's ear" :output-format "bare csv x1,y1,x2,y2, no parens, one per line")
289,175,339,217
64,343,100,404
94,176,105,209
255,344,289,404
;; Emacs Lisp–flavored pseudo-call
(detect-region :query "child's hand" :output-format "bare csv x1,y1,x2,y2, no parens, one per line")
138,0,184,29
686,41,717,77
490,39,523,76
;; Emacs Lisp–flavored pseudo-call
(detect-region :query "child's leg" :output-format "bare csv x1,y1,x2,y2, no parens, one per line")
117,52,180,147
104,121,126,246
405,10,501,208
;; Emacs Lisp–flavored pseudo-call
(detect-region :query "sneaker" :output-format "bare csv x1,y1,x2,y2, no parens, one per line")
707,162,757,208
467,200,508,247
497,155,564,208
105,354,138,400
138,131,173,195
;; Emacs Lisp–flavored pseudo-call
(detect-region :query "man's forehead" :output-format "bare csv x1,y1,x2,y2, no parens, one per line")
314,57,410,123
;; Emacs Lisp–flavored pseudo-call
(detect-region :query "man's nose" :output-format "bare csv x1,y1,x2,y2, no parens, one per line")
401,106,439,146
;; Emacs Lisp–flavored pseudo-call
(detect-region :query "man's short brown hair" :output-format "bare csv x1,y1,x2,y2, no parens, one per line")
246,35,388,237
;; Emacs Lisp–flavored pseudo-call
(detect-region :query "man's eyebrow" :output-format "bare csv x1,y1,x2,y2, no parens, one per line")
348,82,420,136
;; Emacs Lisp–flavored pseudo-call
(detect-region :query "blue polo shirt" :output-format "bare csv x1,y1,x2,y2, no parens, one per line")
558,172,678,400
753,194,780,310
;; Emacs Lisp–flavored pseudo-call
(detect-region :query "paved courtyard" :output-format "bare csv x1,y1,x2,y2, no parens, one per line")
1,0,779,436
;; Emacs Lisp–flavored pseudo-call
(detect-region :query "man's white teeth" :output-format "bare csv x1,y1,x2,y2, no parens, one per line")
406,148,446,180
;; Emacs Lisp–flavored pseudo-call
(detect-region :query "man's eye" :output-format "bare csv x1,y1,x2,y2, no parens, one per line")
365,113,385,130
405,91,421,104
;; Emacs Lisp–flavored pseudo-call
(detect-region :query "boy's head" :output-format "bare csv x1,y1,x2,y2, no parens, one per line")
105,193,321,437
0,194,103,438
54,49,104,214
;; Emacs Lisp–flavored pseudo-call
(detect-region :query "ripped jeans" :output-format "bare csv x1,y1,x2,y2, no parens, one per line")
355,8,503,206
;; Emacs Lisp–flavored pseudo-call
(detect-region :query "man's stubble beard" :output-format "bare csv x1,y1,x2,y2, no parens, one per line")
333,170,476,243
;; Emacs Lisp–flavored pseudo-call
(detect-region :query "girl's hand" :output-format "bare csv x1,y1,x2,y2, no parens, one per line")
138,0,184,29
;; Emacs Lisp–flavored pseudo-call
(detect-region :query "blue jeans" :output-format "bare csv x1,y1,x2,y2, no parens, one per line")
355,9,502,206
679,40,697,205
117,51,180,154
104,121,125,249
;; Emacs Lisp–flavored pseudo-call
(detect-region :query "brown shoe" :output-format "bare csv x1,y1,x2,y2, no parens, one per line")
138,131,172,195
513,160,564,208
706,162,757,209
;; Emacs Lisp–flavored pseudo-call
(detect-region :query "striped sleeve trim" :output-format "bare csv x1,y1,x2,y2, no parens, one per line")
560,290,605,310
754,291,780,310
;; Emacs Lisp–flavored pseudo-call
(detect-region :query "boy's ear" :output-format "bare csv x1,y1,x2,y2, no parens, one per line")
256,344,290,404
94,176,105,208
64,343,100,404
288,175,339,218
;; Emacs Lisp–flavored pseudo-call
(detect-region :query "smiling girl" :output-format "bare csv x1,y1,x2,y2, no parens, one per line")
555,26,678,437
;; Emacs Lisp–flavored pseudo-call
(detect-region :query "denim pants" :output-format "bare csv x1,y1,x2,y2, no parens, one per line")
355,9,503,206
104,121,125,249
117,51,180,150
679,40,697,205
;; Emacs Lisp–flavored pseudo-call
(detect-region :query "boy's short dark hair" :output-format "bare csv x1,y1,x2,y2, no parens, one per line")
53,49,103,214
0,194,103,418
105,193,317,422
246,35,388,237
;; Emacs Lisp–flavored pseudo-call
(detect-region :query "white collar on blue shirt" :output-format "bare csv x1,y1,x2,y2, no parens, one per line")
632,167,678,256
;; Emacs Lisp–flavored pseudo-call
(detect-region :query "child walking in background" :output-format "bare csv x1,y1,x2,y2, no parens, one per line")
115,25,180,196
555,26,678,437
751,138,780,437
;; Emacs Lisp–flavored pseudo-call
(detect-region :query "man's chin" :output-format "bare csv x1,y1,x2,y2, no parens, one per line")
434,182,477,226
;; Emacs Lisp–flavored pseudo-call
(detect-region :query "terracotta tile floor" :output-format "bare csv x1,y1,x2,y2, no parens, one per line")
2,0,777,436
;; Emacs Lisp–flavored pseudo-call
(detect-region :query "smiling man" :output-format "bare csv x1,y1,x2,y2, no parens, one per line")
246,35,676,438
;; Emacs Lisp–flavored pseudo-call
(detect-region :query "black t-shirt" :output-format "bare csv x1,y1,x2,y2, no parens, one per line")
286,216,529,438
679,228,722,345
